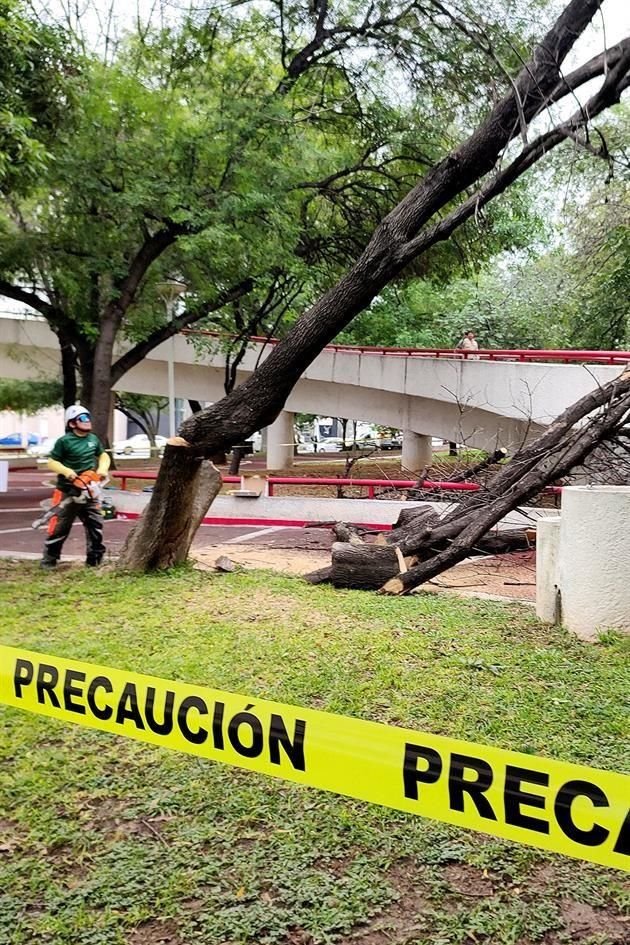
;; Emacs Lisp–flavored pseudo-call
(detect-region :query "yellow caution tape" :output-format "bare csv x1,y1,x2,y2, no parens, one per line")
1,645,628,871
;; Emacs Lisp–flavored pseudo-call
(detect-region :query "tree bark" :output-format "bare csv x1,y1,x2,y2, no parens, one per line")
323,528,535,590
58,329,77,408
329,542,417,590
117,451,222,570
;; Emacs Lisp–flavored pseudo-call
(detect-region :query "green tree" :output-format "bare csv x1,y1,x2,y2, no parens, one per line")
0,0,72,193
0,2,552,438
0,378,62,413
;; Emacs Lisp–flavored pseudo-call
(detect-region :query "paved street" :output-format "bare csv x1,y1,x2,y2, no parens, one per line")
0,470,333,562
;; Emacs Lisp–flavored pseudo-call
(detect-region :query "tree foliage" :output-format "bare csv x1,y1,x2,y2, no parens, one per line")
0,1,551,434
0,0,72,193
0,378,62,413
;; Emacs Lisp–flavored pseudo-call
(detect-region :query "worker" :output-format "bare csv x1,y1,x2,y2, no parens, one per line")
40,405,110,570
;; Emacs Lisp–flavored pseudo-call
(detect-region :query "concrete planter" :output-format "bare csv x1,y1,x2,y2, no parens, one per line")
559,486,630,641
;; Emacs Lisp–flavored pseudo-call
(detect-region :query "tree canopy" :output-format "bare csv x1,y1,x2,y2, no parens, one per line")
0,0,555,435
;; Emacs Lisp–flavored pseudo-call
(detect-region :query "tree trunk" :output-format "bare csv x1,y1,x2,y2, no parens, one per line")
58,330,77,408
117,451,222,570
116,0,630,572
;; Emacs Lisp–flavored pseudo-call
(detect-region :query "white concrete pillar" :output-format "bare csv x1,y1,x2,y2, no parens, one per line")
536,516,561,624
402,431,432,471
267,410,294,470
559,486,630,641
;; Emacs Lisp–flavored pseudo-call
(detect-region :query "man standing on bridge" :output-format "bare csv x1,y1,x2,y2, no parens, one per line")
40,405,110,570
456,330,480,360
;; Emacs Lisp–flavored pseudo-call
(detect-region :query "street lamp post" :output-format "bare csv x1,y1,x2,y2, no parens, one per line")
156,280,186,438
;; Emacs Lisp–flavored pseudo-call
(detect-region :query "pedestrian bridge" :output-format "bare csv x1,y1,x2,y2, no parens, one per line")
0,314,627,468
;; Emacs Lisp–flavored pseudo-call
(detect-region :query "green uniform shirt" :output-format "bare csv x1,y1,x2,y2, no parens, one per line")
50,432,104,490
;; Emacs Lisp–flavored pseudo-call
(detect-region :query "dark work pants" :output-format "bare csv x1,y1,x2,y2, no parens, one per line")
42,496,105,565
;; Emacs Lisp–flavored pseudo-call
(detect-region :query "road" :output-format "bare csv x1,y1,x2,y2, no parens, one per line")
0,470,333,562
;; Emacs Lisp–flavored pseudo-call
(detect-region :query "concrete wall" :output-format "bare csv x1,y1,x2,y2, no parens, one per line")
112,487,558,531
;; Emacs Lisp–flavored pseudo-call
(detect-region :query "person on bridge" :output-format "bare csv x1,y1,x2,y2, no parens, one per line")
455,330,480,360
40,405,110,570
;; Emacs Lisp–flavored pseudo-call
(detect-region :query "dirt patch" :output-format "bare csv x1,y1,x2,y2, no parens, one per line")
443,863,496,897
347,862,434,944
0,816,24,857
127,918,182,945
79,797,173,842
426,549,537,602
194,545,329,577
193,542,538,604
560,900,628,943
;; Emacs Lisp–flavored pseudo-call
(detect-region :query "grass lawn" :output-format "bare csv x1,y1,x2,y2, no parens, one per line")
0,561,628,945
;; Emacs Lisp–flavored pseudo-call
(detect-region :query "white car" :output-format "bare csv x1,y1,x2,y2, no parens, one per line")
27,437,56,458
113,434,168,458
316,437,345,453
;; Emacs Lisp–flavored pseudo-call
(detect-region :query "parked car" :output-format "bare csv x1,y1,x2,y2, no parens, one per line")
351,437,381,451
113,434,168,458
0,432,40,447
316,437,345,453
27,437,56,458
378,436,402,450
296,439,316,454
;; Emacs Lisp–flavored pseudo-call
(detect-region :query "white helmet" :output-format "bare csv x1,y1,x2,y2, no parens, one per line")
65,404,90,425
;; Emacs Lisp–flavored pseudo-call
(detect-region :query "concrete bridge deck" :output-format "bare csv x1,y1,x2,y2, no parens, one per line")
0,314,626,466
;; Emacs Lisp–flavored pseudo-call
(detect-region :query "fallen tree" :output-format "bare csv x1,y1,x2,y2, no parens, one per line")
118,0,630,573
305,368,630,593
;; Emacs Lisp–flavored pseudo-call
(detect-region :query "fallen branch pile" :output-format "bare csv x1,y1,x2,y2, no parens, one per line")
306,368,630,595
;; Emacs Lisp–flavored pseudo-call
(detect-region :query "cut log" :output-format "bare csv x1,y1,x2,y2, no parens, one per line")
391,505,437,531
333,522,365,544
388,505,441,550
329,542,416,590
215,555,238,572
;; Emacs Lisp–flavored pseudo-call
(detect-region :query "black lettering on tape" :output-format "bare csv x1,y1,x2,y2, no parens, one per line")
115,682,145,730
269,714,306,771
504,765,549,834
403,744,442,800
178,695,208,744
63,669,86,715
212,701,225,749
87,676,113,721
13,658,34,698
612,809,630,857
228,706,264,758
449,753,497,821
36,663,61,708
144,687,175,736
555,780,610,847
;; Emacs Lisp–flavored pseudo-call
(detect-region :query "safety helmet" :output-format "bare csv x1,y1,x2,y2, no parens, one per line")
64,404,90,425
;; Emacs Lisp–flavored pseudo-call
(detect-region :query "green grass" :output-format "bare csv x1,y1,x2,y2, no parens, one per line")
0,561,628,945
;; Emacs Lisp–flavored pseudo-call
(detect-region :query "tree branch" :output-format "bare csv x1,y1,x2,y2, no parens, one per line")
110,278,254,385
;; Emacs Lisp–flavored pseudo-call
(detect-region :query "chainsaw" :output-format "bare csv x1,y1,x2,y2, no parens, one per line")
32,471,110,530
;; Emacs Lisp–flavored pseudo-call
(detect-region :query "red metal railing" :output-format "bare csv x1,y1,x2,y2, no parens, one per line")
264,476,480,497
111,470,562,497
183,329,629,366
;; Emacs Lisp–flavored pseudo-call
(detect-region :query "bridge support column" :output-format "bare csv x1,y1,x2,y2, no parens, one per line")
267,411,294,470
402,431,432,472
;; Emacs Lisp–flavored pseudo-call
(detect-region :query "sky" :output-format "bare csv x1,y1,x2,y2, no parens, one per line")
40,0,630,57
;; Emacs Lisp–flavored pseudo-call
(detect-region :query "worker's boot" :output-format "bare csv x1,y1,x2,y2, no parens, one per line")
39,555,57,571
